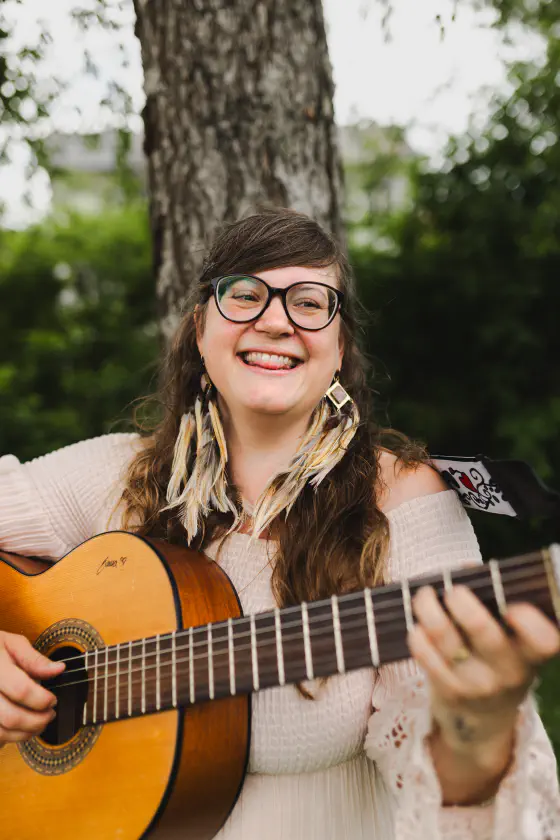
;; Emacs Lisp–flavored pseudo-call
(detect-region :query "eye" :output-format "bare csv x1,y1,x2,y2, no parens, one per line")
232,291,260,302
295,298,322,309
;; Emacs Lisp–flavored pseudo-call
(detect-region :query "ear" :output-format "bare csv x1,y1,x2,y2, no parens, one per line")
194,305,203,354
337,328,345,370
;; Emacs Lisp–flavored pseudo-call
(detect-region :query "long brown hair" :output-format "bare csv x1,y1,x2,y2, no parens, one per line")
118,207,425,611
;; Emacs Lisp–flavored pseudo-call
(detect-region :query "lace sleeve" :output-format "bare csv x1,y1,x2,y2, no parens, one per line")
364,491,560,840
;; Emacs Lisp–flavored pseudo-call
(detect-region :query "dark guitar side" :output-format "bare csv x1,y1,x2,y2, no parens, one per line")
0,535,250,840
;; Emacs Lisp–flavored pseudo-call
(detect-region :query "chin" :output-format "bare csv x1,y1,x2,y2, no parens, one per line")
243,398,298,416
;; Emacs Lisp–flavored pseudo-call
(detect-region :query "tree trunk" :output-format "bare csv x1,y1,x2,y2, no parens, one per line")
132,0,344,339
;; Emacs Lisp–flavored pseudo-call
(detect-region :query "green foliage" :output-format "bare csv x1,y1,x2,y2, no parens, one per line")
0,203,158,461
0,0,133,204
352,14,560,560
475,0,560,30
349,2,560,751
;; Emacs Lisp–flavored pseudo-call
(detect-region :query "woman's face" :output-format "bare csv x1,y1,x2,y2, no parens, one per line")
196,265,344,424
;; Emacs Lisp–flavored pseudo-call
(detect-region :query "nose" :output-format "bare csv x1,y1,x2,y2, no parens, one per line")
253,294,294,336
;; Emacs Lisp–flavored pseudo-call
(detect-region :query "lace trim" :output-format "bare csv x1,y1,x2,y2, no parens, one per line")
364,672,560,840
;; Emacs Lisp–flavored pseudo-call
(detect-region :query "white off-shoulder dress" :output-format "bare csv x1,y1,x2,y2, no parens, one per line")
1,432,559,840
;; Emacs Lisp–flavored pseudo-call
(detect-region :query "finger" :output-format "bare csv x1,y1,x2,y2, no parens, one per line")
412,585,466,661
408,622,516,712
0,692,56,735
407,624,464,702
0,726,36,744
444,586,530,684
3,634,65,679
0,653,58,711
505,603,560,664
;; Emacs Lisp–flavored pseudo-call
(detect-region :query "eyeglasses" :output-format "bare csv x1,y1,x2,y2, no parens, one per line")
209,274,344,331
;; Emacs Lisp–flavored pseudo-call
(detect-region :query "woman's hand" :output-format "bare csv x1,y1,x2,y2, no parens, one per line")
407,583,560,755
0,631,65,748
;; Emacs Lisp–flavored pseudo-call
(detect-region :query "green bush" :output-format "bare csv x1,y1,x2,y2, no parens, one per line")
0,203,158,460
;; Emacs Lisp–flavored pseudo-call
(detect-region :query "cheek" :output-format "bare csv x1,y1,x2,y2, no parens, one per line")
304,330,341,368
199,310,241,358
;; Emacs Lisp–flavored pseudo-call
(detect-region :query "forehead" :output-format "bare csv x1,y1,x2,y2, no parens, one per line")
253,265,338,288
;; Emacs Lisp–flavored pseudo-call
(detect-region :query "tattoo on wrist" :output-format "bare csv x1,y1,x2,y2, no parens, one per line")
453,716,477,743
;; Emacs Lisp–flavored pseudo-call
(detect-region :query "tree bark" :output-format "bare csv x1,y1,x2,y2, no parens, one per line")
132,0,344,339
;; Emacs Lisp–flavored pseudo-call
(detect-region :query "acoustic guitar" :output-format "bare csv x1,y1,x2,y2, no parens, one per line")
0,533,558,840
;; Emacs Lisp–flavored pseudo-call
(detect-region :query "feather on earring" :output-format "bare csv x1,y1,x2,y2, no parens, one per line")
162,367,239,543
250,376,360,539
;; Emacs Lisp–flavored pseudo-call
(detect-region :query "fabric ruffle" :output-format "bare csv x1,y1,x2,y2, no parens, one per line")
365,667,560,840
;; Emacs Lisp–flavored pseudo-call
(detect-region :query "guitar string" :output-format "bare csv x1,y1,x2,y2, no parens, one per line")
49,559,544,671
71,586,554,720
80,596,547,722
52,564,546,687
51,572,549,695
51,567,547,690
48,556,548,676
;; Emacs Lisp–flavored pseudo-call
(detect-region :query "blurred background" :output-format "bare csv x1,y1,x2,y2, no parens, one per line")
1,0,559,755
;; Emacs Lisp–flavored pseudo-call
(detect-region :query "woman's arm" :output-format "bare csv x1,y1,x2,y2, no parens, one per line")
366,464,560,839
0,432,141,559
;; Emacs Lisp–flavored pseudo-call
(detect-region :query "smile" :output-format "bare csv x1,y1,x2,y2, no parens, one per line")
237,352,303,372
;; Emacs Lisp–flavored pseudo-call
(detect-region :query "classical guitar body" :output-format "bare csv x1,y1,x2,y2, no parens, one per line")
1,532,557,840
0,534,250,840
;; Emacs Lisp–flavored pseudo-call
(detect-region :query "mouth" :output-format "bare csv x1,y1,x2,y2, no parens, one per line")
237,351,303,372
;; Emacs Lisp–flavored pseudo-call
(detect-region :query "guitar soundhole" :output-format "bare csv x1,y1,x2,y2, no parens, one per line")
41,646,88,746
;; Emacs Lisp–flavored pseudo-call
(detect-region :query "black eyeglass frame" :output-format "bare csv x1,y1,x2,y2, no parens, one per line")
209,274,345,332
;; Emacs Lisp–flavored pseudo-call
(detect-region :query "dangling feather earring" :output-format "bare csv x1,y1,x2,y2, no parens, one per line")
251,372,360,539
162,359,239,543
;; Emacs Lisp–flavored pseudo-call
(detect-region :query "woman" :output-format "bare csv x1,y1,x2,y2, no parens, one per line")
0,208,559,839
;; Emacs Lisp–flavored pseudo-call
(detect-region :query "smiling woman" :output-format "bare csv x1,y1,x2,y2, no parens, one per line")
0,208,559,840
197,265,345,439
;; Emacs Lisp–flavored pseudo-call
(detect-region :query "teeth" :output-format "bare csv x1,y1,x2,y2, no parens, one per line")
242,351,298,368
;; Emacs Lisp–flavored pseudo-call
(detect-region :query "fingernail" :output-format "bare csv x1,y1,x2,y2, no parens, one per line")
49,710,56,721
50,697,58,708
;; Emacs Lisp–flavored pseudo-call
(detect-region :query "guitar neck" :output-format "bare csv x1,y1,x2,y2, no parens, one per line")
81,545,560,726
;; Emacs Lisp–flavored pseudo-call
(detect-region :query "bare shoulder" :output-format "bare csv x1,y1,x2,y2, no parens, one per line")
376,449,449,514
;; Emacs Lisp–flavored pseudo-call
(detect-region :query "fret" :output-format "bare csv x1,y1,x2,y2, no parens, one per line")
171,630,177,708
93,647,99,724
364,588,379,667
274,607,285,686
115,643,120,719
208,624,215,700
103,646,109,722
301,602,314,680
72,546,556,723
331,595,345,674
442,567,453,596
189,626,195,704
250,614,259,691
228,617,236,695
155,634,161,711
141,638,146,714
489,559,506,616
401,579,413,632
82,650,89,725
128,640,133,717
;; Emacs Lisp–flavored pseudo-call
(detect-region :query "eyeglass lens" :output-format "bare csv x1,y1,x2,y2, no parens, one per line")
215,275,338,329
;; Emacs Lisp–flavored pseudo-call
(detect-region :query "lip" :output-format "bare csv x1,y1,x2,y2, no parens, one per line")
237,348,304,362
236,356,301,375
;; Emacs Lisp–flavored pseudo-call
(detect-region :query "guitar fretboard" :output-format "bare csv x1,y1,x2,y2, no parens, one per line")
74,548,556,726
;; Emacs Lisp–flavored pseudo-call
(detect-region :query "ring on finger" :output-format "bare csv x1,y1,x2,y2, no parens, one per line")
450,644,471,665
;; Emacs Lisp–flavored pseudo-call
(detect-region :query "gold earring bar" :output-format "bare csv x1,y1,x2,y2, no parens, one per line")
325,381,352,410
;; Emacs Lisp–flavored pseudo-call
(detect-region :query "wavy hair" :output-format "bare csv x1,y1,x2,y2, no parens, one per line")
118,208,425,615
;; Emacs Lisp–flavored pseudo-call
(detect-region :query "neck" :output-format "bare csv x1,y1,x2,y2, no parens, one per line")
219,398,312,505
76,546,559,727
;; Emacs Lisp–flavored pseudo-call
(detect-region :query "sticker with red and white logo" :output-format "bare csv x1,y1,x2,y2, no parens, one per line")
431,458,517,517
